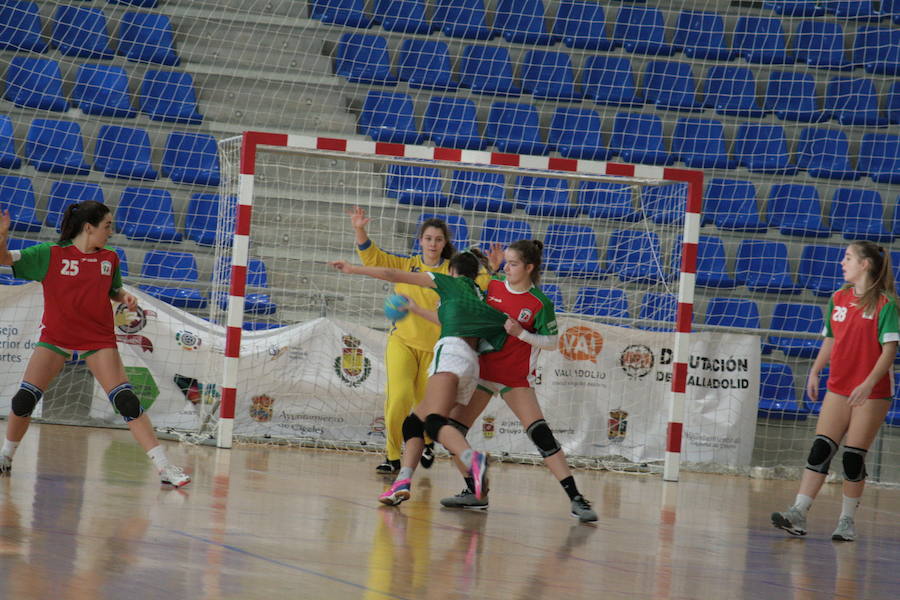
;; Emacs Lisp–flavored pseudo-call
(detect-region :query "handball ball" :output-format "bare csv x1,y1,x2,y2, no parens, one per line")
384,294,410,322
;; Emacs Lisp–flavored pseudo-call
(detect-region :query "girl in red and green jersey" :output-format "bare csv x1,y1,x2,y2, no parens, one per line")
0,203,190,487
773,241,899,541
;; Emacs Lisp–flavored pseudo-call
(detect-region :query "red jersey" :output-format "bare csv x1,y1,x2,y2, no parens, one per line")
479,277,558,388
12,242,122,350
824,288,899,399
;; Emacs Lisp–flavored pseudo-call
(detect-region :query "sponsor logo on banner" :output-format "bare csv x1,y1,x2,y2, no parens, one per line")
482,415,495,439
249,394,275,422
289,346,307,361
608,409,628,441
559,326,604,363
619,344,654,379
114,304,156,352
368,416,385,437
175,330,201,351
334,334,371,387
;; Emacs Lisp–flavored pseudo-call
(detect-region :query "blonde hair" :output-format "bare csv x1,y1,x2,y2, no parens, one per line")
844,241,898,315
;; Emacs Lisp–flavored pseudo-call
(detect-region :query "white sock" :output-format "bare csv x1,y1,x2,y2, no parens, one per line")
459,448,474,469
398,466,414,481
1,439,19,458
146,445,170,470
793,494,814,515
840,495,860,520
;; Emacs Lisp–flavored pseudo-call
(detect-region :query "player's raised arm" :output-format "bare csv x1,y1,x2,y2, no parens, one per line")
0,209,12,266
328,260,436,288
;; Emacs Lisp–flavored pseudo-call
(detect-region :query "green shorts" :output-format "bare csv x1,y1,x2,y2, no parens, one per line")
36,342,99,361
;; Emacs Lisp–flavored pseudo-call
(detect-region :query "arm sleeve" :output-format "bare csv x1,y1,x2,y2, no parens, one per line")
357,240,413,270
515,330,558,349
823,296,834,338
109,263,123,298
532,295,559,336
877,299,900,344
11,243,51,282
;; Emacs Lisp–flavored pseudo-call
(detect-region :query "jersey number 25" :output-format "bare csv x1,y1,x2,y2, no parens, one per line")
61,259,80,276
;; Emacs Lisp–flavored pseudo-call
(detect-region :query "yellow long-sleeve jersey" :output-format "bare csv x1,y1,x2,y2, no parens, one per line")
357,240,490,352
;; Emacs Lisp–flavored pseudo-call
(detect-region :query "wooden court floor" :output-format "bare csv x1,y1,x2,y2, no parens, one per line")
0,424,897,600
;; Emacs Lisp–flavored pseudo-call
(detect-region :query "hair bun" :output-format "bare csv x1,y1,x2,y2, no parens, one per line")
531,239,544,251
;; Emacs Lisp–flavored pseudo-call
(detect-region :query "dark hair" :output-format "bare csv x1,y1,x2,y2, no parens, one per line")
59,201,110,243
418,217,455,260
846,241,898,315
449,250,485,280
507,239,544,285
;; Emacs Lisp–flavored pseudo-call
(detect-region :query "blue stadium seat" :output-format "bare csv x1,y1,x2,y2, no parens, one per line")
431,0,494,40
894,250,900,297
826,1,881,20
396,39,457,91
334,34,396,85
612,6,673,56
93,125,158,180
0,1,47,53
573,287,629,322
162,132,220,186
422,96,485,150
411,214,469,251
764,72,827,122
515,176,577,217
704,298,760,329
824,77,888,126
793,20,852,70
672,236,737,288
72,64,136,118
673,10,735,61
609,112,672,166
492,0,555,45
108,0,160,6
829,188,892,242
703,66,768,118
888,375,900,426
139,70,204,124
671,118,735,169
215,258,276,315
853,26,900,75
373,0,433,34
138,250,206,310
543,224,607,279
358,91,422,144
606,230,665,284
577,182,641,221
0,176,42,232
884,0,900,25
3,57,69,112
116,12,180,66
478,218,533,249
765,184,829,238
858,134,900,184
116,187,182,243
733,123,797,175
766,303,824,358
797,245,845,297
796,128,859,181
641,183,686,225
888,81,900,124
449,171,512,213
0,115,22,169
735,240,801,294
310,0,372,28
484,102,547,155
733,16,794,64
25,119,90,175
520,50,581,101
704,179,767,232
45,181,104,231
759,363,809,420
637,292,676,331
642,61,702,112
547,108,611,160
458,45,521,96
540,283,565,312
581,55,642,107
764,1,824,17
51,5,114,58
385,165,449,207
893,204,900,240
0,238,39,285
552,0,612,50
186,193,233,246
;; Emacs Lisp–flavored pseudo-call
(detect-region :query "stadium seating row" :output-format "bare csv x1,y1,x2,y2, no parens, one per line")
0,117,219,184
3,58,203,124
315,1,899,74
0,2,177,64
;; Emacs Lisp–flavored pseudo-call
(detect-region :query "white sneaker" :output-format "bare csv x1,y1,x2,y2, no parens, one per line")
159,464,191,488
771,506,807,536
0,454,10,475
831,516,856,542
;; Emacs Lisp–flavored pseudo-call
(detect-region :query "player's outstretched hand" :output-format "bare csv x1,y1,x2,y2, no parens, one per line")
328,260,354,274
347,206,370,231
504,317,524,337
805,373,819,403
488,242,505,272
122,292,139,312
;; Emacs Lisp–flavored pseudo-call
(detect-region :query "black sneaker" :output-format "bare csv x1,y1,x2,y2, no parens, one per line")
420,443,435,469
375,458,400,474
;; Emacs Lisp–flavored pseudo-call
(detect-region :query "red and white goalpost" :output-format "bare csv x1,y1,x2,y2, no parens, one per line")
213,131,704,481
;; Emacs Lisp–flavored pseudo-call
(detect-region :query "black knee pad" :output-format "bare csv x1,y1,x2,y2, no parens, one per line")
401,414,425,441
448,418,470,437
842,447,868,482
11,382,43,417
805,434,838,474
109,383,143,422
424,413,449,442
526,419,562,458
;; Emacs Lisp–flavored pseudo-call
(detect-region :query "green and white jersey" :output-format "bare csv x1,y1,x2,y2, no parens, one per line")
427,272,508,353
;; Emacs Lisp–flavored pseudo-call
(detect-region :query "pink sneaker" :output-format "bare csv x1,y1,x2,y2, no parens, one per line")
469,451,489,500
379,478,411,506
